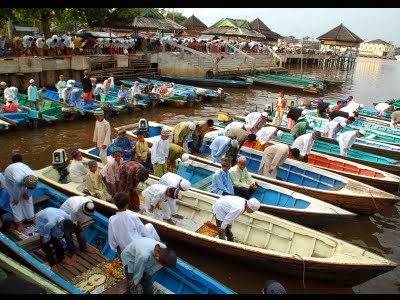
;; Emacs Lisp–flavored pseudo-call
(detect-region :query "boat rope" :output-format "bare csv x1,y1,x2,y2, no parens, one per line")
293,253,306,289
369,192,379,210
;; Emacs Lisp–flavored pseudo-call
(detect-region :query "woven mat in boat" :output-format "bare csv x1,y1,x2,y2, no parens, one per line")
195,221,219,237
71,258,124,293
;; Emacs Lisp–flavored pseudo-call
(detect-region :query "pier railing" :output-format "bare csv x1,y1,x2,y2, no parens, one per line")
266,46,283,67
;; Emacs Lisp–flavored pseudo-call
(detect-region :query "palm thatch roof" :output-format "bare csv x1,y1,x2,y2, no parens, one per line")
250,18,281,41
107,8,186,33
365,39,390,45
180,15,207,30
201,18,265,39
317,23,363,44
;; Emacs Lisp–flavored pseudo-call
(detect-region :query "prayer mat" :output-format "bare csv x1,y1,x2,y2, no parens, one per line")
71,258,124,293
195,221,219,237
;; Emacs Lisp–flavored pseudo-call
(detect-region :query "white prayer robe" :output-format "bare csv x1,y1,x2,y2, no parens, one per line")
159,173,191,216
142,184,174,220
256,127,277,145
212,195,246,229
225,121,244,131
60,196,93,224
150,136,169,165
340,101,361,113
68,159,88,183
323,121,341,139
108,210,160,253
375,103,391,117
291,133,315,157
93,119,111,165
336,130,358,156
4,162,35,223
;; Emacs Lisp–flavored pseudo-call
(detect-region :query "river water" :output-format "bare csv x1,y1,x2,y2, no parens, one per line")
1,57,399,294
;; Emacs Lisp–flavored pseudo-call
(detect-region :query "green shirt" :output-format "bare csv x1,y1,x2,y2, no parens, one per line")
229,165,254,188
168,143,185,161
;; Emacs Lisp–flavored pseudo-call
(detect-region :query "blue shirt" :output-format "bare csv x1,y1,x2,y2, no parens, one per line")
117,89,129,99
70,88,81,105
36,207,72,243
211,169,234,195
0,174,12,213
209,136,231,163
28,85,38,101
114,138,135,161
121,237,166,285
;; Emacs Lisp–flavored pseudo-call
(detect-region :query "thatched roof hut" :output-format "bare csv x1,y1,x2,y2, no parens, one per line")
317,23,363,47
200,18,265,41
176,14,208,38
249,18,281,42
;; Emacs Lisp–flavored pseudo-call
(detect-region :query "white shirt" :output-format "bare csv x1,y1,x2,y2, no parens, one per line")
375,103,390,115
323,121,340,138
336,130,358,150
256,127,277,145
60,196,92,224
332,116,347,124
61,87,71,101
159,172,191,190
4,87,17,103
291,133,315,157
4,162,35,202
132,85,142,96
93,119,111,147
340,101,360,113
68,159,88,183
245,112,262,129
212,195,246,229
142,184,168,211
150,136,169,164
108,210,152,253
225,121,244,131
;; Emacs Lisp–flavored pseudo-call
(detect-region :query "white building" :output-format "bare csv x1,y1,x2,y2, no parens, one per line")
358,39,395,58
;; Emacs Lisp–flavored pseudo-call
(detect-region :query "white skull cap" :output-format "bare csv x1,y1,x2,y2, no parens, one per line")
247,198,261,212
309,122,315,128
358,129,366,136
230,139,239,148
179,179,191,191
188,122,196,131
261,112,268,117
348,112,355,117
276,130,283,137
181,153,190,162
29,79,35,83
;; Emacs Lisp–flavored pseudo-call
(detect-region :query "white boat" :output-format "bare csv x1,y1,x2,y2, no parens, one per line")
34,156,397,286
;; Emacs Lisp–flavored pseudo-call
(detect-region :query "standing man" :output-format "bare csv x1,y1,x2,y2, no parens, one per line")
151,127,171,177
55,74,67,100
254,127,283,151
209,135,239,164
273,90,287,126
229,156,258,199
81,70,93,104
27,79,39,110
259,144,300,179
322,120,347,139
211,157,235,196
35,207,76,272
291,131,321,162
93,108,111,165
100,147,124,197
212,196,260,242
121,237,177,294
59,196,97,254
118,161,150,212
4,162,38,233
337,129,366,157
108,192,160,256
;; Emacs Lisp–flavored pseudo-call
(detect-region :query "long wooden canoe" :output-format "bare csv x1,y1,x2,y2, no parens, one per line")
159,75,253,88
34,160,397,286
0,251,68,294
79,147,356,229
0,180,234,294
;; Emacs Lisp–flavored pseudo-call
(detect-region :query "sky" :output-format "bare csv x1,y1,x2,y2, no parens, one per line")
175,8,400,46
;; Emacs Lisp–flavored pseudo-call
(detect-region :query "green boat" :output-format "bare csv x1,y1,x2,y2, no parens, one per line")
0,252,68,294
15,93,63,122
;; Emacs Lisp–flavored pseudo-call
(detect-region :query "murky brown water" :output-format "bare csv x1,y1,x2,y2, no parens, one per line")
1,57,399,294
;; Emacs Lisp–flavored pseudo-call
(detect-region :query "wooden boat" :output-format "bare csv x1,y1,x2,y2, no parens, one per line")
269,115,400,160
137,77,229,101
357,108,392,122
0,117,11,132
0,251,68,294
34,160,397,286
0,111,29,127
200,130,400,215
230,116,400,175
246,73,323,94
159,75,253,88
43,90,101,117
79,146,356,229
0,180,234,294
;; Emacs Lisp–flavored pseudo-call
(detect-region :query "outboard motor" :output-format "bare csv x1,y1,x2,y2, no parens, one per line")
264,103,273,115
52,149,69,183
138,118,149,137
216,88,224,100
